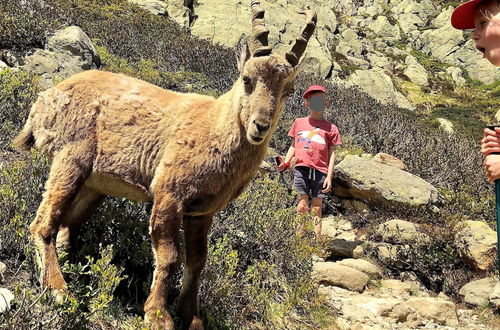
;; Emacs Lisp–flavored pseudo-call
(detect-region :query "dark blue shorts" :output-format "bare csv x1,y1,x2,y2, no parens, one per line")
293,166,327,199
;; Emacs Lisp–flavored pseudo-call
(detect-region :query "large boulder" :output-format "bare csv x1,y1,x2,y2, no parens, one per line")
332,155,441,208
459,277,497,307
376,219,431,244
336,258,382,279
406,297,458,326
455,220,497,271
23,26,100,89
346,69,415,110
312,262,369,293
189,0,334,78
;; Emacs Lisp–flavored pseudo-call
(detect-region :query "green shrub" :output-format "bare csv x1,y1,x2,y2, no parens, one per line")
203,175,330,329
0,69,40,150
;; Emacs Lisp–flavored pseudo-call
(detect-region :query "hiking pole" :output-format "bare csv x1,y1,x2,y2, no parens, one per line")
487,125,500,275
275,156,287,185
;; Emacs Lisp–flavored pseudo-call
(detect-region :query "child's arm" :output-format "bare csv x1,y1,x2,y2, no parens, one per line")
281,140,295,169
322,145,336,193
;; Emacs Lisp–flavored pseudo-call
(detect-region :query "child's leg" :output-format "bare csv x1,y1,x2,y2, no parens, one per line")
311,197,323,239
297,194,310,214
296,194,309,236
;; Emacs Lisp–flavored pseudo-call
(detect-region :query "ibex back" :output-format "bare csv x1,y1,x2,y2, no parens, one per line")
13,1,316,328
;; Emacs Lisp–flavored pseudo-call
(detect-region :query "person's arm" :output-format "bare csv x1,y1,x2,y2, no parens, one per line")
279,140,295,171
322,145,336,193
482,127,500,183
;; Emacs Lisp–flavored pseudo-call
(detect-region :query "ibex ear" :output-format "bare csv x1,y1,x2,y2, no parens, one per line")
236,34,251,73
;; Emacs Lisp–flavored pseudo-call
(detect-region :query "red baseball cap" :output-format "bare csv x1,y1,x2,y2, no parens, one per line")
451,0,485,30
303,85,326,99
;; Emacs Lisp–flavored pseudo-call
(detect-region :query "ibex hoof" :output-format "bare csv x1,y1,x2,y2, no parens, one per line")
144,310,175,330
53,288,71,304
188,317,204,330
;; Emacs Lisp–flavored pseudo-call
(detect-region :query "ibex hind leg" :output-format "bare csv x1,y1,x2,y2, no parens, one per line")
56,186,104,257
30,140,95,301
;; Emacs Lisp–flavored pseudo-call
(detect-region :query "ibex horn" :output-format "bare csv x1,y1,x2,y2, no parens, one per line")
285,10,317,66
251,0,272,57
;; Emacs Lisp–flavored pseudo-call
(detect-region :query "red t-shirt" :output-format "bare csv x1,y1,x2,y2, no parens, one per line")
287,117,342,174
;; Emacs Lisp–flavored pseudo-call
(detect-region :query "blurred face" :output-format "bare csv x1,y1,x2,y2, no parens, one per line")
474,0,500,66
305,92,327,112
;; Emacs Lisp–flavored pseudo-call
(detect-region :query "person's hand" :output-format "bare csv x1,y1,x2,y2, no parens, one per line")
481,127,500,155
484,154,500,183
322,176,332,193
277,162,289,172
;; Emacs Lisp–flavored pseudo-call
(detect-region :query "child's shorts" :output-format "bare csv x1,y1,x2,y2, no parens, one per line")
293,166,327,199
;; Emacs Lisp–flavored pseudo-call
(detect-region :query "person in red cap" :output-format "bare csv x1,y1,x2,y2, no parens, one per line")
278,85,342,239
451,1,500,182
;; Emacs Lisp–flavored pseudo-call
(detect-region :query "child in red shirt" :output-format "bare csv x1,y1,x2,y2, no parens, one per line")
279,85,342,238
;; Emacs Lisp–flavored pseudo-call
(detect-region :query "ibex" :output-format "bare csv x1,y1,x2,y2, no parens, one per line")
13,1,316,328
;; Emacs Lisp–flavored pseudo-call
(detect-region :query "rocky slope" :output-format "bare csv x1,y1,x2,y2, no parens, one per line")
131,0,500,128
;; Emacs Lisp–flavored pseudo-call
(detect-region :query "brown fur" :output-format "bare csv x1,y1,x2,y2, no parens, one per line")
14,3,315,328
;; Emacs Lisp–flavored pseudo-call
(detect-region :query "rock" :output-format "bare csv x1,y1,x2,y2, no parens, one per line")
0,288,14,313
406,297,458,326
373,153,407,171
333,156,441,208
445,40,500,85
352,245,365,259
340,199,370,214
312,262,369,293
376,243,401,265
189,0,334,78
436,118,454,134
325,239,363,259
376,219,431,244
321,216,357,242
459,277,497,307
446,66,466,86
489,282,500,310
0,61,7,70
343,296,418,324
380,279,413,297
455,220,497,271
23,26,100,89
347,69,415,110
337,258,382,279
404,55,428,86
398,13,424,33
0,262,5,283
367,16,400,41
390,0,436,22
129,0,168,16
46,26,99,69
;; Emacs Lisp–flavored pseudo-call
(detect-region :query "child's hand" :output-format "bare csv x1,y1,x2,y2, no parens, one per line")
322,177,332,193
277,162,289,172
484,154,500,183
481,127,500,155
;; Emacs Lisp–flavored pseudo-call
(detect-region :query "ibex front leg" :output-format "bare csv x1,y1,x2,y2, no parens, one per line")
177,215,213,330
145,193,182,329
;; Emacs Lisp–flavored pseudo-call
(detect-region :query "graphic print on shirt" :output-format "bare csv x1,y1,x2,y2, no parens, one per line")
297,127,326,149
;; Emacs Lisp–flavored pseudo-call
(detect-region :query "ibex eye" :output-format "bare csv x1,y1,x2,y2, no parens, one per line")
243,76,251,85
